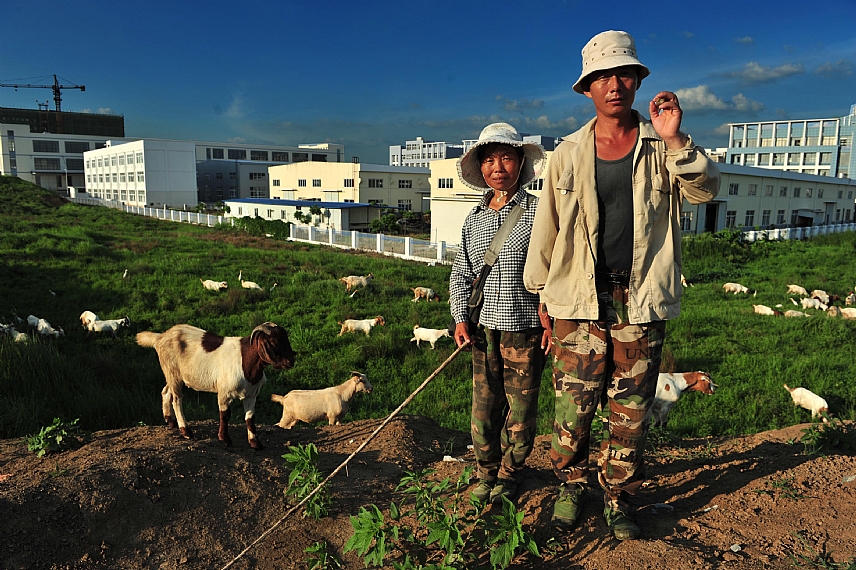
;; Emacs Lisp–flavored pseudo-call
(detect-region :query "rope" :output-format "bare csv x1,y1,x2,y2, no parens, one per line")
220,341,469,569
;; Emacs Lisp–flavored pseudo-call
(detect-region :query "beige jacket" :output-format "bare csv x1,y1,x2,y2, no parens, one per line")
523,112,720,323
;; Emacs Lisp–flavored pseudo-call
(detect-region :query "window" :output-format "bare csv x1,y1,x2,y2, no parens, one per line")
835,209,841,221
398,199,412,210
250,187,265,198
272,179,280,186
33,158,61,170
793,187,801,197
65,141,90,153
205,173,211,181
215,172,222,180
97,158,103,167
33,140,59,152
272,151,288,162
779,186,788,197
112,173,118,183
118,155,124,166
762,210,771,226
312,179,321,187
773,153,785,166
744,154,756,166
728,183,739,196
120,189,127,201
838,190,844,199
111,156,117,166
66,158,83,170
820,152,832,165
526,178,544,191
725,210,737,228
398,179,413,189
818,188,824,198
249,172,266,180
99,174,104,183
437,177,454,189
748,184,757,196
128,172,134,182
311,154,327,162
293,152,309,162
229,187,237,198
791,210,799,225
129,190,136,201
680,211,692,231
344,178,354,187
298,179,307,187
138,172,145,182
803,153,816,166
229,172,236,180
281,211,287,220
788,153,800,166
213,148,224,159
744,210,755,227
120,173,126,182
250,150,269,161
765,185,773,196
127,153,134,164
228,149,246,160
136,152,143,164
758,153,770,166
806,188,813,198
368,179,383,188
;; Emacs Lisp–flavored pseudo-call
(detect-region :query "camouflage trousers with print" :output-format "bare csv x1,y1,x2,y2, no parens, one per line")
471,326,545,482
550,283,666,513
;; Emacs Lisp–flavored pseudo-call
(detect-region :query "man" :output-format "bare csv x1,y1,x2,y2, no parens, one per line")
523,30,719,540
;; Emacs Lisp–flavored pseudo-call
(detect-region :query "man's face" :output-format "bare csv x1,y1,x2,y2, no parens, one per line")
583,65,639,118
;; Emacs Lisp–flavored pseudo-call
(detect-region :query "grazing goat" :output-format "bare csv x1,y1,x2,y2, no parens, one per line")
723,282,750,294
810,290,830,305
88,317,131,338
840,307,856,320
826,306,843,318
26,315,39,328
410,287,441,302
271,372,373,428
137,322,295,449
845,292,855,306
786,284,808,296
339,273,373,293
784,310,810,318
200,279,228,292
238,270,263,291
410,325,451,349
338,316,385,336
800,297,828,311
79,311,98,329
753,304,782,316
784,384,829,423
36,318,64,338
0,324,29,343
651,371,717,428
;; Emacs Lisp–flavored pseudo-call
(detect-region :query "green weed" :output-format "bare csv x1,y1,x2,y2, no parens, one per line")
799,414,856,455
282,443,330,520
753,476,807,501
304,541,344,570
790,532,856,569
26,417,83,457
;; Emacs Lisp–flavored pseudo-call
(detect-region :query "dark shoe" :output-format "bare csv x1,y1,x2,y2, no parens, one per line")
489,478,518,504
470,479,494,503
604,507,641,540
551,483,585,531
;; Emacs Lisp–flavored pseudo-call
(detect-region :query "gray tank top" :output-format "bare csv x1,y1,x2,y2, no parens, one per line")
595,148,634,272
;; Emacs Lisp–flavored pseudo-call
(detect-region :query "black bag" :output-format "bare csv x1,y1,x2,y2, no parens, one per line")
466,266,490,324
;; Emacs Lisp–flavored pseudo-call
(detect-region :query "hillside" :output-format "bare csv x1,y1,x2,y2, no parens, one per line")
1,416,854,569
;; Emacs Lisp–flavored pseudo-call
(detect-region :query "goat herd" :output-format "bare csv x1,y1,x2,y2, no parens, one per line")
1,272,835,449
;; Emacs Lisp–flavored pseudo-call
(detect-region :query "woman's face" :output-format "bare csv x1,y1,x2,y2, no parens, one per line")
480,145,521,194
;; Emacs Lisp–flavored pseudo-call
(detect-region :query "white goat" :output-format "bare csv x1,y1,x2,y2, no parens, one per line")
238,270,263,291
723,282,750,294
36,318,64,337
137,322,295,449
810,290,830,305
410,287,441,302
846,292,856,306
784,310,810,318
338,316,385,336
753,304,782,316
200,279,228,292
410,325,450,349
840,307,856,320
1,324,29,343
271,372,373,428
680,274,693,287
826,306,843,318
800,298,828,311
786,284,809,296
651,371,717,428
26,314,39,327
339,273,373,293
79,311,98,329
784,384,829,423
88,317,131,338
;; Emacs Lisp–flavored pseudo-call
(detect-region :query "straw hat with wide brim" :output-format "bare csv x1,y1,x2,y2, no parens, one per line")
457,122,547,192
573,30,650,94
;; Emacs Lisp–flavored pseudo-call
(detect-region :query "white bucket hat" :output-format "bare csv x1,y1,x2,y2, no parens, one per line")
457,122,547,191
573,30,650,94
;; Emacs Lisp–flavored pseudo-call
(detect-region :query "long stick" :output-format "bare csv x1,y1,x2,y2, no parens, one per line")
220,342,469,569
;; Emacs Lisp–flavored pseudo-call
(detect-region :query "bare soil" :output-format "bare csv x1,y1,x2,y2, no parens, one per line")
1,415,854,570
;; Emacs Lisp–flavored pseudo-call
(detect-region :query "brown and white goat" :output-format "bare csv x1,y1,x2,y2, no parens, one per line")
784,384,829,423
136,322,295,449
410,287,441,302
651,371,717,428
339,273,373,293
338,316,385,336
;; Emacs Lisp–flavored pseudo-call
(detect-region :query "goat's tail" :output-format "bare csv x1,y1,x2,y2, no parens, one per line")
136,331,161,348
783,383,793,393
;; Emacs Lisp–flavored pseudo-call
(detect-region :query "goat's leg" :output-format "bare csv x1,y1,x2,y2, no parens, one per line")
241,396,263,450
170,386,193,439
161,386,177,429
218,406,233,447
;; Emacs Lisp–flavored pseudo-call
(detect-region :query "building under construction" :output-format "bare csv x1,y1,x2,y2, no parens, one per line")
0,106,124,137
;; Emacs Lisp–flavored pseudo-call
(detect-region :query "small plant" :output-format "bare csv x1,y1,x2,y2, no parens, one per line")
304,541,344,570
48,462,67,478
753,476,807,501
789,532,856,569
26,417,82,457
344,465,540,569
799,413,856,455
282,443,330,520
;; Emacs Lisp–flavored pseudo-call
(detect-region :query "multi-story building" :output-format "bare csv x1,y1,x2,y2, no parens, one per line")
390,136,464,167
268,161,431,213
725,104,856,178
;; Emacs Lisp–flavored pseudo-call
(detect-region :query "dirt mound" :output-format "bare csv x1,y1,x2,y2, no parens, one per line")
1,416,854,569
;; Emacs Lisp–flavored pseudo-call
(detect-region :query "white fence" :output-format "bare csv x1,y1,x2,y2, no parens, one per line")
743,223,856,242
68,196,226,227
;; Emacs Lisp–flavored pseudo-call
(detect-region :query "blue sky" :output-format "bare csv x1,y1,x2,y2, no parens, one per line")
3,0,855,163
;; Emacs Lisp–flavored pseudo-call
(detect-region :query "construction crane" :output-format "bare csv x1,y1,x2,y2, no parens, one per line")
0,74,85,113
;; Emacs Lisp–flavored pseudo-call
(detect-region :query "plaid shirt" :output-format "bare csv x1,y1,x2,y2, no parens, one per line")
449,190,541,331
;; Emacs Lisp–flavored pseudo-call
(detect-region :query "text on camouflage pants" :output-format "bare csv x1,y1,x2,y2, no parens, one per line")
471,326,545,482
550,283,665,513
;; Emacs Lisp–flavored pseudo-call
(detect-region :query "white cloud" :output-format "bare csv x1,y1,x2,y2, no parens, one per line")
731,93,764,112
681,31,694,39
734,36,754,45
224,95,247,119
815,60,853,77
81,107,113,114
675,85,764,114
714,123,731,135
722,61,804,83
495,95,545,113
227,137,247,143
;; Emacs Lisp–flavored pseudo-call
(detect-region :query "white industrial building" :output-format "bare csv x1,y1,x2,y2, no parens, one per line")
224,198,387,231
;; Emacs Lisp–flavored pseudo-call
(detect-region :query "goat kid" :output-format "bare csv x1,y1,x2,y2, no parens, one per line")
79,311,98,328
753,304,782,316
800,297,828,311
88,317,131,338
722,282,750,294
271,372,373,428
410,287,441,302
651,371,717,428
36,318,64,337
200,279,228,291
783,384,829,423
338,316,385,336
410,325,450,349
339,273,373,293
786,284,809,296
137,322,295,449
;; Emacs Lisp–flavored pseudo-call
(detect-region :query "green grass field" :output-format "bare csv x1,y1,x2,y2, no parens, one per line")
1,175,854,440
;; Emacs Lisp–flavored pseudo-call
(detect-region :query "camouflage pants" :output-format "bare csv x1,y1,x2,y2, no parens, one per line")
550,283,665,513
471,326,545,482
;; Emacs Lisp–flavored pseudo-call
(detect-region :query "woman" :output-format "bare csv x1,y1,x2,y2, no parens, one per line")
449,122,549,505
